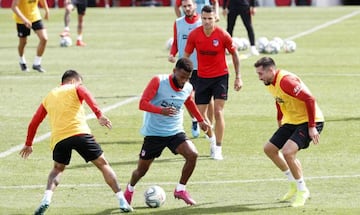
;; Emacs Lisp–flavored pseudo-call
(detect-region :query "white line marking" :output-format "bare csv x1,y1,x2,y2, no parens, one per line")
285,10,360,41
0,174,359,189
0,96,140,158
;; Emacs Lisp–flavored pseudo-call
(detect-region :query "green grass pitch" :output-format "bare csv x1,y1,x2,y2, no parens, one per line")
0,5,360,215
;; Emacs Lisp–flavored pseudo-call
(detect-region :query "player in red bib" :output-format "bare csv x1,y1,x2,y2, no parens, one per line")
184,5,243,160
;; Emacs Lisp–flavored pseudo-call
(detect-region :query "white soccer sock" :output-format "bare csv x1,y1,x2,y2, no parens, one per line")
115,191,125,200
127,184,135,192
176,183,186,191
77,35,83,41
283,169,295,182
19,56,26,64
215,145,222,152
42,190,53,204
33,56,42,66
192,117,197,123
206,135,216,146
296,177,307,191
64,26,70,32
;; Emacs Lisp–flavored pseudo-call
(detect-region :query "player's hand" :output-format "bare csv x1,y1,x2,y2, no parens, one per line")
24,19,32,29
99,115,112,129
168,55,176,63
309,127,320,144
234,78,243,91
44,9,49,20
160,106,177,116
215,15,220,22
198,120,211,133
222,9,228,17
19,145,33,159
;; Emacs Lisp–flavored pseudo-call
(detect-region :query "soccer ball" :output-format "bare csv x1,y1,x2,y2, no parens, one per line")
232,37,250,51
60,36,72,47
265,40,281,54
165,37,173,50
144,185,166,208
283,40,297,53
272,37,284,49
256,37,269,53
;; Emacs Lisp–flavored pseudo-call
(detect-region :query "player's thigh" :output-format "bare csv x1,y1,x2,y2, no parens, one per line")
73,134,104,162
140,136,168,160
269,124,296,149
16,23,30,37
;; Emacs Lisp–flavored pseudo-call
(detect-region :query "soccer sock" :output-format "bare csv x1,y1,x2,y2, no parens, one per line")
283,169,295,182
33,56,42,66
19,56,26,64
176,183,186,191
115,191,125,200
127,184,135,192
296,177,307,191
42,190,53,204
64,26,70,32
192,117,197,123
77,35,83,41
206,135,216,146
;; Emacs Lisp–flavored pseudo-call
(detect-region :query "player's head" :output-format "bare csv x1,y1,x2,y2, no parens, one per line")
201,5,216,30
254,57,277,86
172,58,193,88
61,69,83,85
181,0,197,17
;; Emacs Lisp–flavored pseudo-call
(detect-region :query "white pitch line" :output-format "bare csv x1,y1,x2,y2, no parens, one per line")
0,174,359,190
0,96,140,158
285,10,360,41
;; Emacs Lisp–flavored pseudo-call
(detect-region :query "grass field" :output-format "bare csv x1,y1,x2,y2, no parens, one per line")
1,5,360,215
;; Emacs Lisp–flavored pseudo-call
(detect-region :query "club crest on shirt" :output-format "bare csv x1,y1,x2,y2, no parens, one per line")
293,84,302,96
212,39,219,47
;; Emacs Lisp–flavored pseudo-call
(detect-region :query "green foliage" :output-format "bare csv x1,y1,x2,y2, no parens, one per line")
0,6,360,214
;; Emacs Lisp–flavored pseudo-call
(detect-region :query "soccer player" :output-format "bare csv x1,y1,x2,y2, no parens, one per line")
184,5,243,160
59,0,87,46
222,0,259,55
174,0,219,20
254,57,325,207
19,70,133,214
123,58,211,206
169,0,214,138
11,0,49,73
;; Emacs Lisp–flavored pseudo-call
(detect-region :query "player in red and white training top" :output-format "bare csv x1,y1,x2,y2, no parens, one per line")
20,70,133,214
123,58,211,206
184,5,243,160
254,57,324,207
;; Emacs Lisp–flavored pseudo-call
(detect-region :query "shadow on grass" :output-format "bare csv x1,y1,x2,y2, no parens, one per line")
67,156,214,170
87,201,289,215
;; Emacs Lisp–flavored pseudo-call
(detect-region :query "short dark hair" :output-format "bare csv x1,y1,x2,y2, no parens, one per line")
201,5,214,13
176,58,193,73
61,69,83,83
254,57,276,68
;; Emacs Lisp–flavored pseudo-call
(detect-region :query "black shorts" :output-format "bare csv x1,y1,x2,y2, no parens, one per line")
190,70,198,91
139,132,188,160
71,0,87,15
16,20,44,38
269,122,324,150
195,74,229,104
53,134,103,165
